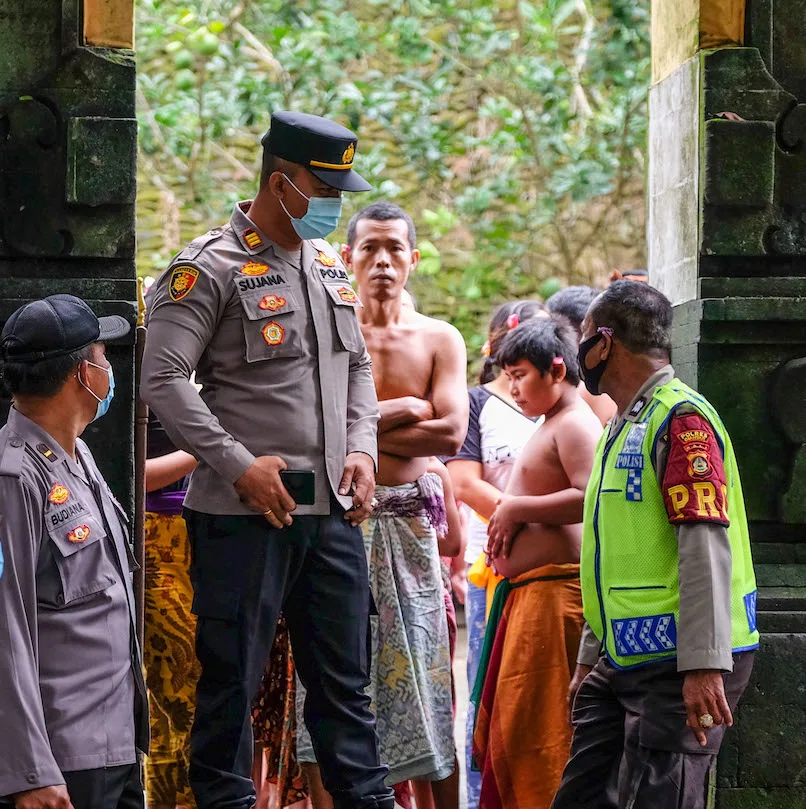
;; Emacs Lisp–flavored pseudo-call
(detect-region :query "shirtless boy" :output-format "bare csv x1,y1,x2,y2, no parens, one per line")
546,286,617,426
298,202,468,809
472,319,601,809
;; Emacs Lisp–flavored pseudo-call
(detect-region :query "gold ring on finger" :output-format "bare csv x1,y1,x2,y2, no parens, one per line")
264,509,274,517
698,713,714,729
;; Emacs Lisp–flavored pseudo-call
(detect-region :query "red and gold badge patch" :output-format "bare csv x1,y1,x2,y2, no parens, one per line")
48,483,70,505
337,286,358,305
677,426,712,479
317,251,336,267
169,266,200,302
243,229,263,249
258,294,287,312
662,412,729,526
67,525,91,544
261,321,285,346
240,261,268,277
688,453,711,478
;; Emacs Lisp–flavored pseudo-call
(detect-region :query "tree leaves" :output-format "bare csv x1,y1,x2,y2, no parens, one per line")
136,0,649,359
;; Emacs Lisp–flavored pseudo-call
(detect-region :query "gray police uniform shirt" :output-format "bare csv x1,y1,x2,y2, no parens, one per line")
141,201,380,516
0,409,147,797
577,365,735,672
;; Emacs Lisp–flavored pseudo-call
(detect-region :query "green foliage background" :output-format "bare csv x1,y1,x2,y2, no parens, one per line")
136,0,650,357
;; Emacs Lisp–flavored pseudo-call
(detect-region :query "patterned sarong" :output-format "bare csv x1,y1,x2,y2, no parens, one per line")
251,615,308,807
144,512,200,808
298,474,455,784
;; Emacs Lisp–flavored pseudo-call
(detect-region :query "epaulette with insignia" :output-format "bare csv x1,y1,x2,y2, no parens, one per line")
185,227,227,261
0,432,26,478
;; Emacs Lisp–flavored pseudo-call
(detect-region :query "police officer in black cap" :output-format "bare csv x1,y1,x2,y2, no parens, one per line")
142,113,395,809
0,295,147,809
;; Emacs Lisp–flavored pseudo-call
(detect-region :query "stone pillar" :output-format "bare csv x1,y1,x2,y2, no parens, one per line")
648,0,806,805
0,0,137,507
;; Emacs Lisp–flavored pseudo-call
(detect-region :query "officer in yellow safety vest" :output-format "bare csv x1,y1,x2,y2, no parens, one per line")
551,281,758,809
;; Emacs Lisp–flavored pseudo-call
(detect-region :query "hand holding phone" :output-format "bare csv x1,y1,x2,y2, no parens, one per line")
280,470,316,506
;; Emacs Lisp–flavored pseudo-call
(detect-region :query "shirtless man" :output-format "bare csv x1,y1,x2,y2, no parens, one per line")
472,318,601,809
298,202,468,809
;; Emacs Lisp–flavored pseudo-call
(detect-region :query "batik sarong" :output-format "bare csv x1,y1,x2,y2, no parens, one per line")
298,473,456,784
251,615,308,808
144,511,200,808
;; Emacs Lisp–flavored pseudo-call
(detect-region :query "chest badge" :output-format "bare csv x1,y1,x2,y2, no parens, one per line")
317,251,336,267
243,229,263,250
67,525,91,544
262,321,285,346
241,261,268,276
258,294,287,312
337,286,359,305
169,265,200,302
49,483,70,505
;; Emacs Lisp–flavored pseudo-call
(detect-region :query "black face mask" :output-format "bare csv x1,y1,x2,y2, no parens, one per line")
578,331,609,396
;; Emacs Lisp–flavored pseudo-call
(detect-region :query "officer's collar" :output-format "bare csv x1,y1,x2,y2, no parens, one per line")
231,201,307,266
232,201,273,256
622,364,675,423
6,407,70,467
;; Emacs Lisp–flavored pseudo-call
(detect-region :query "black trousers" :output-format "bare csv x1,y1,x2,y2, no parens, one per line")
551,652,755,809
185,505,393,809
62,764,143,809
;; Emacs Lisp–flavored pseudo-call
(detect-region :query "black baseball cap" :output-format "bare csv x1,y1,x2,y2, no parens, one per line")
1,294,131,363
262,111,372,192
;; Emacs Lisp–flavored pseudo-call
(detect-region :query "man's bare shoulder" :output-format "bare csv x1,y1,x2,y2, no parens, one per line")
405,311,462,339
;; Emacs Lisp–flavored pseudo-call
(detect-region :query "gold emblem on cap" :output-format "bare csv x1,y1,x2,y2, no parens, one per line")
310,141,356,171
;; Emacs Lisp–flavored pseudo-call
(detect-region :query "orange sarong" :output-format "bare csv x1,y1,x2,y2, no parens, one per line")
472,563,584,809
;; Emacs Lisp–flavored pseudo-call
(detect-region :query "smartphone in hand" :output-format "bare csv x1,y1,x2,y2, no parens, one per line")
280,470,315,505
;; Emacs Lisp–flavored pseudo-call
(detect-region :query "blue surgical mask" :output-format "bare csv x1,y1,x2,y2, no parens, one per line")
80,361,115,422
280,174,343,240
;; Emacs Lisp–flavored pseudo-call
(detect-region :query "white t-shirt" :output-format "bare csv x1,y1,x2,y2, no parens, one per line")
447,385,541,563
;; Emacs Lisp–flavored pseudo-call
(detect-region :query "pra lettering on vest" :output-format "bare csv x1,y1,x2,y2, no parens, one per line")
237,275,286,292
666,481,729,524
50,501,88,527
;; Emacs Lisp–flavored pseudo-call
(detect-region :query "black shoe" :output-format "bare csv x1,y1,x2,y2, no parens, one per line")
350,794,396,809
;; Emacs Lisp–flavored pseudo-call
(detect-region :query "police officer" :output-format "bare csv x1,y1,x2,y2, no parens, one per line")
0,295,147,809
552,282,758,809
141,112,394,809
